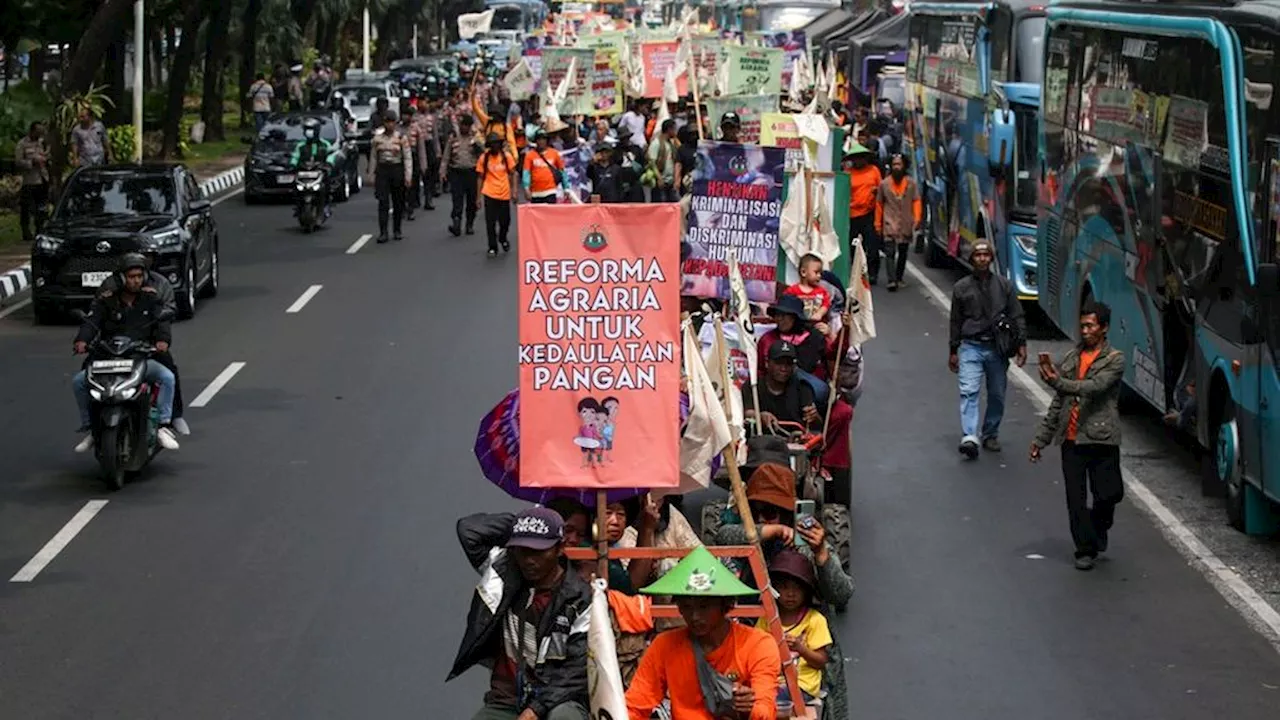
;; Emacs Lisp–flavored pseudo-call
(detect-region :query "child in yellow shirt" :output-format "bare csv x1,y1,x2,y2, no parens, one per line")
756,549,832,705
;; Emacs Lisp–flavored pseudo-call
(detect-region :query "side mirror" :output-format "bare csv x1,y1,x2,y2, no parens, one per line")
1258,262,1280,295
189,198,211,214
989,108,1015,170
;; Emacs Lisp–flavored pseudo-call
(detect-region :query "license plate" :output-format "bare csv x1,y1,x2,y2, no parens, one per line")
277,173,295,184
82,271,113,287
91,359,134,373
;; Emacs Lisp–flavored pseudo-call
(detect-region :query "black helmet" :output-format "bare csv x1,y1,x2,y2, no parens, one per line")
302,117,322,138
720,111,741,128
119,252,148,274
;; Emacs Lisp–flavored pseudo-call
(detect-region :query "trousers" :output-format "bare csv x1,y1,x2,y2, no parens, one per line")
375,163,406,236
850,212,881,282
472,702,589,720
483,196,512,251
449,168,478,230
1061,441,1124,558
883,237,911,283
19,184,48,243
957,340,1008,442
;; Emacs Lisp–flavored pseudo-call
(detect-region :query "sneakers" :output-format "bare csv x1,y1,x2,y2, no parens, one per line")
487,249,498,258
1074,556,1096,571
376,233,389,244
158,426,180,451
982,437,1002,452
74,432,95,453
500,240,510,253
887,281,899,292
958,436,980,459
172,417,191,436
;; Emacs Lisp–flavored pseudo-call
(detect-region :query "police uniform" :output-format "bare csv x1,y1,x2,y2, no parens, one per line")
401,119,424,218
417,110,442,207
370,128,412,241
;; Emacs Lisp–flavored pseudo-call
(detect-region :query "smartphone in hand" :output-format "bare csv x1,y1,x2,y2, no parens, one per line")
1038,351,1052,366
794,500,816,546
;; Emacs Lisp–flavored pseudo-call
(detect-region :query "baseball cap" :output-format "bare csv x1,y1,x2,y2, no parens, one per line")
970,240,994,258
769,340,798,362
506,507,565,550
720,111,741,127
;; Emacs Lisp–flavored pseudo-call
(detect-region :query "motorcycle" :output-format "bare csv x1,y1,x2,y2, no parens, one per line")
83,336,166,490
294,163,329,233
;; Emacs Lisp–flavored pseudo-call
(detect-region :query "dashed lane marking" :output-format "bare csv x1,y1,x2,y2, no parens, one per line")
286,285,323,314
346,234,373,255
189,361,247,408
10,500,109,582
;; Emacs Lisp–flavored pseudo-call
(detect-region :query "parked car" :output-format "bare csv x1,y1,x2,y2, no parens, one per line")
29,164,220,324
242,111,362,204
333,80,401,154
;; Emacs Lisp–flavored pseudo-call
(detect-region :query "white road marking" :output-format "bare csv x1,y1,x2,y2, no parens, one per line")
905,260,1280,649
10,500,109,582
210,187,245,207
189,361,247,408
0,298,32,321
346,234,373,254
286,284,323,313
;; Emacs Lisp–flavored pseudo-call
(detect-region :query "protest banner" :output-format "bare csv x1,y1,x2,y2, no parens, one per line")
753,30,807,90
518,204,682,489
759,112,805,173
543,47,595,116
640,41,688,98
682,141,787,303
690,35,724,97
590,48,626,116
705,95,778,144
725,46,783,96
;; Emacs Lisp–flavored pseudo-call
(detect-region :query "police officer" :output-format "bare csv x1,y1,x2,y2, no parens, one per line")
400,105,424,221
367,109,412,243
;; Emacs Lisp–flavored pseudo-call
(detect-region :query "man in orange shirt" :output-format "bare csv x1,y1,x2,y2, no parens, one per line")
625,545,781,720
521,129,566,204
476,133,517,257
1029,302,1126,571
845,143,883,284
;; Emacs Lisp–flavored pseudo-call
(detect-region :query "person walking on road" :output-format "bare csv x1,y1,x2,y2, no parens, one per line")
845,143,883,284
476,133,517,257
15,121,49,244
368,110,412,244
874,153,920,291
948,241,1027,459
400,105,424,222
442,115,482,236
247,73,274,132
1030,302,1126,571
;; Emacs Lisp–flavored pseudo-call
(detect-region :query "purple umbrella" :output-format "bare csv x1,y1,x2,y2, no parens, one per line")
474,388,709,506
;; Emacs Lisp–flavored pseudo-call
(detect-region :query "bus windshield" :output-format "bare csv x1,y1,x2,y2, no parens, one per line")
1016,16,1046,84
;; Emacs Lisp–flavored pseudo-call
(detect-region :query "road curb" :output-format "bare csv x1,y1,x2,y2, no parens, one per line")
198,166,245,198
0,264,31,304
0,167,245,310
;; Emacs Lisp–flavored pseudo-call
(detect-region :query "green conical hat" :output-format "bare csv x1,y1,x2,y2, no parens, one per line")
639,545,759,597
844,142,872,157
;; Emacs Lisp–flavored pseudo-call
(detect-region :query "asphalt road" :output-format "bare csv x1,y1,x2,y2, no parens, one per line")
0,186,1278,718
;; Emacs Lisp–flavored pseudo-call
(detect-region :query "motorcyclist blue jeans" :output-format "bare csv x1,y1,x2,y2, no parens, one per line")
957,340,1008,442
74,360,176,427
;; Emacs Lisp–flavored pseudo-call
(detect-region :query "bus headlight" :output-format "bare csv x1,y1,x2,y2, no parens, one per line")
1013,233,1037,258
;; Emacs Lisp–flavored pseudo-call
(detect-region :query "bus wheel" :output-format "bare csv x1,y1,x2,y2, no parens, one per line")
1209,402,1246,531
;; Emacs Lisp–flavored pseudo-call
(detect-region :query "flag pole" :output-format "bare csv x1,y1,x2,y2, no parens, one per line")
713,314,758,545
596,489,609,584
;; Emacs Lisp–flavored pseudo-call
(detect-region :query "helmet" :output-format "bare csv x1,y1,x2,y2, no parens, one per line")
720,112,741,128
119,252,148,274
302,117,322,140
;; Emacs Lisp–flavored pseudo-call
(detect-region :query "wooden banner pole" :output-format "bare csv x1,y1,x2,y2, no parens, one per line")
712,314,758,545
596,489,609,584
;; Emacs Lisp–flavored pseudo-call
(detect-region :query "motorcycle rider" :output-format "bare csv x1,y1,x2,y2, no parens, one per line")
290,116,339,220
368,109,412,243
95,254,190,436
72,253,180,453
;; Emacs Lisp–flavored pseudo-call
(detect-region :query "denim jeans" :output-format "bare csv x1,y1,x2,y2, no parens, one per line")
957,340,1008,442
74,360,176,427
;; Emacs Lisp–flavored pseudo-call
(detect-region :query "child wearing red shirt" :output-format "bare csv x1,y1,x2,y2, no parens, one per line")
784,253,832,322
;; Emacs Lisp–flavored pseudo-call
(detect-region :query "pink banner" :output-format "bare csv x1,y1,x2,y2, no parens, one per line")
641,41,689,99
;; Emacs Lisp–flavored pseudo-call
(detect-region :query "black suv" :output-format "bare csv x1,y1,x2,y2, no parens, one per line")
30,164,220,324
243,111,362,203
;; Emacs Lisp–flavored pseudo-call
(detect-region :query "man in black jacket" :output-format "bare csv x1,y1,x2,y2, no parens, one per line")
71,254,180,453
449,508,591,720
948,241,1027,459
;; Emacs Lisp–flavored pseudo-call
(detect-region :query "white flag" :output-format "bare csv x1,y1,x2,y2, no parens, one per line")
502,58,536,101
678,321,731,494
726,252,759,393
699,319,747,465
457,9,494,40
847,236,878,346
588,579,629,719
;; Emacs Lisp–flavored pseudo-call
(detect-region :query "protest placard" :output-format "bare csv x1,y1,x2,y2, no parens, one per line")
543,47,595,116
725,46,783,96
640,41,689,98
518,204,682,489
590,48,625,116
503,59,537,101
705,95,778,144
682,141,787,303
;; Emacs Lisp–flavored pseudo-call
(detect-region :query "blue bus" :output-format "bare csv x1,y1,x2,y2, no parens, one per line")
1036,0,1280,533
904,0,1047,300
